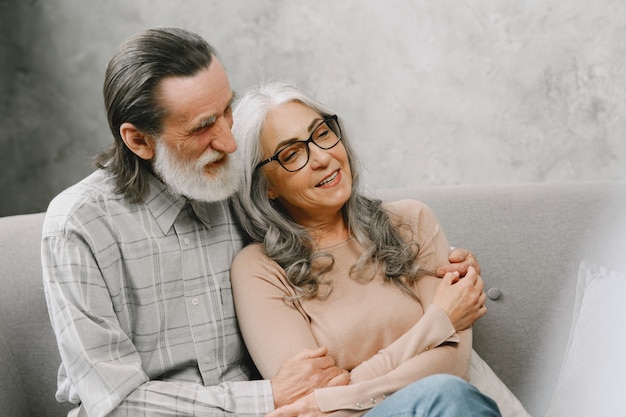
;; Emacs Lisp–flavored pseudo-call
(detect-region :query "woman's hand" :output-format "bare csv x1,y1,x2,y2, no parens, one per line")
432,266,487,331
265,392,329,417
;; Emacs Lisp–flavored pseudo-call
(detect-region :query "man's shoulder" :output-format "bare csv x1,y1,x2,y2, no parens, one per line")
43,170,129,236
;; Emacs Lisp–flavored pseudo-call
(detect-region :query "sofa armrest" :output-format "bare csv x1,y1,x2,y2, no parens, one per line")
0,213,74,417
0,329,30,415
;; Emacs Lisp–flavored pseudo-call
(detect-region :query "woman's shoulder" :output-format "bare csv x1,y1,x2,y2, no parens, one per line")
235,241,266,256
381,199,436,221
231,243,296,297
231,242,287,284
380,199,443,240
232,242,271,269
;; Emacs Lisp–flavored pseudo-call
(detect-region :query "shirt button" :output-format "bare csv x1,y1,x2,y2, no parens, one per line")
355,402,363,408
184,237,190,245
191,297,199,306
370,397,377,404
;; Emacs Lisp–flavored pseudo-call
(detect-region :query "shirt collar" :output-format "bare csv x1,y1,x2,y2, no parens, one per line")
188,199,219,230
143,173,188,235
143,172,229,234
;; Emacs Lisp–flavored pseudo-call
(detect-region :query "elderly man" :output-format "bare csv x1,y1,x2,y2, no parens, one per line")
42,27,492,417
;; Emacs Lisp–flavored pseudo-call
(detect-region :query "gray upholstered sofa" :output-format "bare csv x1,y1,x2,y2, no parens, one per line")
1,181,625,417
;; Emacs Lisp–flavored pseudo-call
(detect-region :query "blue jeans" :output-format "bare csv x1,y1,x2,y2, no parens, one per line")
363,374,501,417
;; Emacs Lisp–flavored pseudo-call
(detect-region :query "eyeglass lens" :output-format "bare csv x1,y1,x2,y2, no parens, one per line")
277,117,341,172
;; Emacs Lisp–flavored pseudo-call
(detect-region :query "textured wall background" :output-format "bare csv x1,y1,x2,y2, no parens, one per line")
1,1,625,415
1,0,625,217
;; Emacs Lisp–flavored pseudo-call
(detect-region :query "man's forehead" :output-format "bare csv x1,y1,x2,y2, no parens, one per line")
157,62,233,121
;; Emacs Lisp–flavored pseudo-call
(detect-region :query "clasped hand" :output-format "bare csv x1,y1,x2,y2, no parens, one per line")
268,248,484,416
270,346,349,416
433,266,487,331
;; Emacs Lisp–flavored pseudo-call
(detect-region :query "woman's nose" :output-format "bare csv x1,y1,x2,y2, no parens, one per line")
307,143,331,169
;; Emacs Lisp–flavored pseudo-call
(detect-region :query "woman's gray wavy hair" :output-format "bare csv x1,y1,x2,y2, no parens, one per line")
232,82,425,300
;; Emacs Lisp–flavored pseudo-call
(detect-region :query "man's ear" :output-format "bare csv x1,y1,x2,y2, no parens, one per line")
120,122,156,160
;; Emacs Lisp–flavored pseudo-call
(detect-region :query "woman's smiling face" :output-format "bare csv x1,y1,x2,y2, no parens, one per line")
259,101,352,226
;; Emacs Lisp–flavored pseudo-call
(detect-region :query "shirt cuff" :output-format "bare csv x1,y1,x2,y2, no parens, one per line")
220,379,275,415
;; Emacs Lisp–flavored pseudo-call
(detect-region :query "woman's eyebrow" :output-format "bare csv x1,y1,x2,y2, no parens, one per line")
273,117,323,151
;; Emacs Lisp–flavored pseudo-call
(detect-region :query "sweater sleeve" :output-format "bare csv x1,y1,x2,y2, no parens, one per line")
315,200,473,412
346,199,460,382
384,199,451,273
231,244,318,379
348,303,459,383
316,328,472,413
231,200,473,415
314,277,472,413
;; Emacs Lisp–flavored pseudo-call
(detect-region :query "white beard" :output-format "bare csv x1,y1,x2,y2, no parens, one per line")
153,139,241,203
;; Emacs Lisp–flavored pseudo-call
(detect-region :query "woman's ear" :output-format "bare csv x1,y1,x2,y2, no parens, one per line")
267,186,279,200
120,122,156,160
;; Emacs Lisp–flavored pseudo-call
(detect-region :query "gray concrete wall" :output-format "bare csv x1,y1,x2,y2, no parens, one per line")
1,0,625,215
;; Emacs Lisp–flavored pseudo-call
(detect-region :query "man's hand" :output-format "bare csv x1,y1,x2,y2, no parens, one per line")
436,247,481,277
271,347,349,409
265,392,328,417
433,267,487,331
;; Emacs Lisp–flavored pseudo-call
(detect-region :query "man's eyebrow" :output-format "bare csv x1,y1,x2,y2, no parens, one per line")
195,115,217,131
192,95,236,133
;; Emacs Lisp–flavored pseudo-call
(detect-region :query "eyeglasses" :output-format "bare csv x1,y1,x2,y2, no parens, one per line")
255,115,342,172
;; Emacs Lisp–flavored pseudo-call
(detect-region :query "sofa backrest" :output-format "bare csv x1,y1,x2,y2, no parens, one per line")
2,182,624,417
0,213,73,417
376,181,626,417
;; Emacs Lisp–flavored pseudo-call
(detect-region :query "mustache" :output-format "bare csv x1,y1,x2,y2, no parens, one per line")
195,149,226,169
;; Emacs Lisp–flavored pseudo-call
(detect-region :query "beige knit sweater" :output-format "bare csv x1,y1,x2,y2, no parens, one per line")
231,199,472,415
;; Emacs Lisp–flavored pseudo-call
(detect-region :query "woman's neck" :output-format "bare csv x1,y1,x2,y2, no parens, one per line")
308,216,350,249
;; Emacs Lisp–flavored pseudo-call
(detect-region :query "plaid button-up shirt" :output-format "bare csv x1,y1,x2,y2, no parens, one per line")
42,169,273,417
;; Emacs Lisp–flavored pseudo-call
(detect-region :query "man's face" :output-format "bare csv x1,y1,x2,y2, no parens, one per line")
152,58,241,202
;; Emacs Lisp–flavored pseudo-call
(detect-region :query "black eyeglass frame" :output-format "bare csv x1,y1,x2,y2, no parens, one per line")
254,114,342,172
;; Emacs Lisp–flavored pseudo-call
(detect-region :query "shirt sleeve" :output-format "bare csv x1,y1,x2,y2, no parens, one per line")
107,380,274,417
42,234,274,417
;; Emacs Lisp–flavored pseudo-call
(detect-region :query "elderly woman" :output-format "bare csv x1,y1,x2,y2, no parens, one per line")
230,82,500,417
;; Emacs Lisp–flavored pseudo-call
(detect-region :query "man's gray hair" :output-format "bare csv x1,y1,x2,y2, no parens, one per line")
96,27,218,202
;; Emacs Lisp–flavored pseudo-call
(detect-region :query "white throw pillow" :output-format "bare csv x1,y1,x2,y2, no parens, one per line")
545,261,626,417
469,350,531,417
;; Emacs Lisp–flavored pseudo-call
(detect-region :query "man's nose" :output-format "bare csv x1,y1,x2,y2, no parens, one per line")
211,117,237,154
